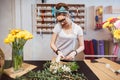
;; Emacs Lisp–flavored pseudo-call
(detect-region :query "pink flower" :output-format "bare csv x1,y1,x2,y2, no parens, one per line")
114,20,120,29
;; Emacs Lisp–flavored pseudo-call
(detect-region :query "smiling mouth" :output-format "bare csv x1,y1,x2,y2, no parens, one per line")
61,22,67,26
58,18,66,23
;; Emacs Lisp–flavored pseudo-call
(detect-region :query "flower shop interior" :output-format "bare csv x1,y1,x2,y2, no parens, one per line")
0,0,120,80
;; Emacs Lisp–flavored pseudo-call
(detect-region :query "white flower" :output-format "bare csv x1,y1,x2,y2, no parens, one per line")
62,65,71,72
53,69,57,74
114,20,120,29
56,56,61,63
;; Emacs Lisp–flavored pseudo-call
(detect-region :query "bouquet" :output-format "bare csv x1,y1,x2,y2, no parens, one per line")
4,29,33,45
15,59,88,80
102,17,120,43
4,29,33,71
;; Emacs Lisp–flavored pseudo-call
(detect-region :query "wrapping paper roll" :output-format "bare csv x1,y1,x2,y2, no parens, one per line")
104,40,110,55
92,39,98,55
98,40,104,55
84,40,94,59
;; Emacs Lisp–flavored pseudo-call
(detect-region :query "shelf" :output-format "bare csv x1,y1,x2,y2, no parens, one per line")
36,15,85,18
35,3,86,34
37,26,54,28
85,55,117,58
104,6,120,14
37,20,55,23
37,31,53,34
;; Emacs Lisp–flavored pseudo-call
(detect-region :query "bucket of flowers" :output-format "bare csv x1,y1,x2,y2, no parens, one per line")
102,17,120,58
102,17,120,42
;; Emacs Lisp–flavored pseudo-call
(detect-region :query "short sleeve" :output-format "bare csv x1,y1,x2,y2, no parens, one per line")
53,23,61,34
73,23,83,36
77,26,83,36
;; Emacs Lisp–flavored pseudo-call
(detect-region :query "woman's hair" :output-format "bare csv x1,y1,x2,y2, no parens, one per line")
55,3,69,17
56,3,69,11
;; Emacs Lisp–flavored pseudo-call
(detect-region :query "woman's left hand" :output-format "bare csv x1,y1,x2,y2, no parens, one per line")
65,51,76,60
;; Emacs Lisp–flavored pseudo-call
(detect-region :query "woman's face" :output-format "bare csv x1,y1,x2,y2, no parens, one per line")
56,13,71,27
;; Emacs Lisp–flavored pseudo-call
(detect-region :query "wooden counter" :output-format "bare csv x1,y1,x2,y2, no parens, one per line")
84,58,120,80
1,58,120,80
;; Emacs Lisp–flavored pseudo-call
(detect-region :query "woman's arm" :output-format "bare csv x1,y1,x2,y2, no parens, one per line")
65,35,84,60
50,33,58,53
50,33,65,60
76,35,85,54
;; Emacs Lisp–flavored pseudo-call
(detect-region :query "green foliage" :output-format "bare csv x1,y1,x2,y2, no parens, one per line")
67,62,79,71
15,62,88,80
43,61,51,69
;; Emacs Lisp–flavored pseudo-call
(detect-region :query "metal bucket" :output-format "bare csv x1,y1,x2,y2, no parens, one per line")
0,48,4,79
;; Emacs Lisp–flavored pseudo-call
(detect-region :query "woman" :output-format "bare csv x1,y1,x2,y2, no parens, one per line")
50,3,84,61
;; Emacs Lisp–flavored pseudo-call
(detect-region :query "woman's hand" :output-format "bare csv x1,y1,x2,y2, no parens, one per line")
58,51,65,58
56,51,65,62
65,51,77,60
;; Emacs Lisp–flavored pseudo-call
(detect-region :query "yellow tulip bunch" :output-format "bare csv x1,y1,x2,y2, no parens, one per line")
4,29,33,71
4,29,33,45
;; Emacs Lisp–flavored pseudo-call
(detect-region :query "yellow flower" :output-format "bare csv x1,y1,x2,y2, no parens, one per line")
4,29,33,45
107,17,114,22
10,29,21,35
24,33,33,40
22,30,33,40
4,38,10,44
16,31,25,39
103,21,110,28
113,29,120,39
4,34,15,43
108,24,114,28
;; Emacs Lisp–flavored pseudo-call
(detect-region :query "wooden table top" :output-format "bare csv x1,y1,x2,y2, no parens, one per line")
1,60,99,80
84,58,120,80
1,58,120,80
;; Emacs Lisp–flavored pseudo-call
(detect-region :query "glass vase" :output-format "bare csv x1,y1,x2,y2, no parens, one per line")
12,46,23,71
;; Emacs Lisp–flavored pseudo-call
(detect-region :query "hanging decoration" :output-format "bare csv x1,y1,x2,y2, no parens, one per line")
51,6,56,23
41,10,45,24
37,7,40,17
51,6,55,17
95,6,103,30
76,7,79,16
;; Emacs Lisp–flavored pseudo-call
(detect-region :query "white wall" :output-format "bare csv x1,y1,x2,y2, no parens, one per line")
0,0,15,60
0,0,120,60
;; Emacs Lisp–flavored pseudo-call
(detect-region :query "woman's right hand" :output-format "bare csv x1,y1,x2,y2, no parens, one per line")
58,51,65,58
56,51,65,62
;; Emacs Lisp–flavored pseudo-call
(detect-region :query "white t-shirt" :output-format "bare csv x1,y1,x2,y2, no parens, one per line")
53,22,83,55
53,22,83,38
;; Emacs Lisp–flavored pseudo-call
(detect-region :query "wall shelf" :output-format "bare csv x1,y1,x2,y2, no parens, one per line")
35,3,86,34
